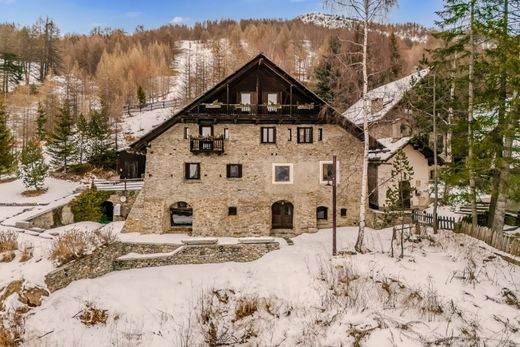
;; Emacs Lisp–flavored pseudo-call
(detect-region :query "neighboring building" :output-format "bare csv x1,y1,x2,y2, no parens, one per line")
342,69,428,140
123,53,380,236
368,137,432,210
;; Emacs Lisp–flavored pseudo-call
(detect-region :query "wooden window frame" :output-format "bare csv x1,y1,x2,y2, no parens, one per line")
228,207,237,216
340,208,347,217
184,127,190,139
226,164,242,178
317,206,328,220
184,163,201,180
318,128,323,141
288,128,292,141
297,127,313,144
224,128,230,140
261,127,276,144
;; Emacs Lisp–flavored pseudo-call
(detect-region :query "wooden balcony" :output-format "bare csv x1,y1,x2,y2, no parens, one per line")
190,135,224,154
187,103,320,119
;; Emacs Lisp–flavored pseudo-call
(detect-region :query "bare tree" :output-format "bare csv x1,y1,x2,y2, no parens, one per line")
324,0,397,252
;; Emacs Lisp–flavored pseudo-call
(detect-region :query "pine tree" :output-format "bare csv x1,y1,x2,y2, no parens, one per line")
19,139,48,191
47,101,77,172
389,32,402,79
313,36,341,104
0,101,16,176
36,102,47,142
88,105,114,169
137,85,146,107
385,149,414,258
77,113,89,164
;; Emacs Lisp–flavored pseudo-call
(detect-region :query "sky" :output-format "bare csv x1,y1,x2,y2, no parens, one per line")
0,0,444,34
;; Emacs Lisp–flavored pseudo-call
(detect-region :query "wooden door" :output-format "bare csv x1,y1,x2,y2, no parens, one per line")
272,201,293,229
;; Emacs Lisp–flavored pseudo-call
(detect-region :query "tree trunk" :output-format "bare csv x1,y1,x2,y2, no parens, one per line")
467,0,478,228
355,2,370,253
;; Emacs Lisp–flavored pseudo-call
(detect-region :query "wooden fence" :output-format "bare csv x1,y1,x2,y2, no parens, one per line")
455,222,520,256
123,99,181,115
91,178,144,192
411,212,459,231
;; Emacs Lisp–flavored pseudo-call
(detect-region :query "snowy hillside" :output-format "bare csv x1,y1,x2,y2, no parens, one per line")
296,12,431,43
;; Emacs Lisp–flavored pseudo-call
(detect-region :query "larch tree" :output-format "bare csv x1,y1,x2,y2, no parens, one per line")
324,0,398,253
36,102,47,142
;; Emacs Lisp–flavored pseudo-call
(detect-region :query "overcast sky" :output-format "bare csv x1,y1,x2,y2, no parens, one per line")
0,0,444,34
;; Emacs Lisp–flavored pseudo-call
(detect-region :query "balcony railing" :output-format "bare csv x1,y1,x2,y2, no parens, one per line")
187,103,320,117
190,135,224,154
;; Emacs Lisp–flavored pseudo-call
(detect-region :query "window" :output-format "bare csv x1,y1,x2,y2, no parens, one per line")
228,207,237,216
240,92,251,105
297,127,313,143
340,208,347,217
317,206,328,220
318,128,323,141
184,163,200,180
224,128,230,140
288,128,292,141
272,163,293,184
261,127,276,144
200,125,213,137
184,127,190,139
320,161,340,184
227,164,242,178
267,93,278,105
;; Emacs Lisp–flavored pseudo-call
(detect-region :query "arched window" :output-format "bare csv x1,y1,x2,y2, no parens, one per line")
170,202,192,227
317,206,328,220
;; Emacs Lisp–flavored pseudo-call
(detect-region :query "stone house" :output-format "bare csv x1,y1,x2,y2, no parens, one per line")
368,137,432,210
123,53,381,236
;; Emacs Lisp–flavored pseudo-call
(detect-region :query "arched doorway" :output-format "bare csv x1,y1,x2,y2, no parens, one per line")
101,201,114,223
272,201,293,229
170,201,193,227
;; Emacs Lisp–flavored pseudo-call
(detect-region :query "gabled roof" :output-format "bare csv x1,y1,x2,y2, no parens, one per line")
342,69,429,126
369,137,412,162
130,53,381,151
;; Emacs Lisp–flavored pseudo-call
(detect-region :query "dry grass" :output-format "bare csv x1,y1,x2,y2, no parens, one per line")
78,303,108,326
0,325,17,347
21,189,47,197
18,245,33,263
234,296,258,321
93,227,118,246
0,231,18,253
49,229,91,266
0,252,16,263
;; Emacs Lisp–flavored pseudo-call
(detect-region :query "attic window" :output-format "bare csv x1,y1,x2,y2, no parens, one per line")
240,92,251,112
267,93,280,112
371,98,384,113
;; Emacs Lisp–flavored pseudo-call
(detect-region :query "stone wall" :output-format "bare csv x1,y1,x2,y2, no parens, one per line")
45,242,180,292
45,241,279,292
124,123,364,235
113,242,280,270
30,205,74,229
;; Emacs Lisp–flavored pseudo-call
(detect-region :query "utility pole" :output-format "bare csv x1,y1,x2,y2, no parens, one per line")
332,155,337,256
432,73,439,234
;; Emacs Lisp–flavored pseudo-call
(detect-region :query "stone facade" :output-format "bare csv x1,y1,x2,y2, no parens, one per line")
124,123,364,236
29,204,74,229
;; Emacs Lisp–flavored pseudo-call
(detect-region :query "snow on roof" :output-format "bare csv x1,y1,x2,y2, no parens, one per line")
342,69,428,126
369,136,411,162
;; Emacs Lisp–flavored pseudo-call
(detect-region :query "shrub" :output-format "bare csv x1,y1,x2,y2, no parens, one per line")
69,187,110,222
93,227,118,246
0,252,15,262
0,231,17,252
49,229,91,266
19,244,33,262
68,163,93,176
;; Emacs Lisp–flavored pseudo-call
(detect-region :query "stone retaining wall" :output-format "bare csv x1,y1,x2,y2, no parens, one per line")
45,241,279,292
45,242,180,292
113,242,280,270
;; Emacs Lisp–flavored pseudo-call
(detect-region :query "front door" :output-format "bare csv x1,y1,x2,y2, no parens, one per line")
272,201,293,229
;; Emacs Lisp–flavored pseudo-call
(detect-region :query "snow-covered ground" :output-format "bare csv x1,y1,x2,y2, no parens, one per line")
10,225,519,346
0,177,83,226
